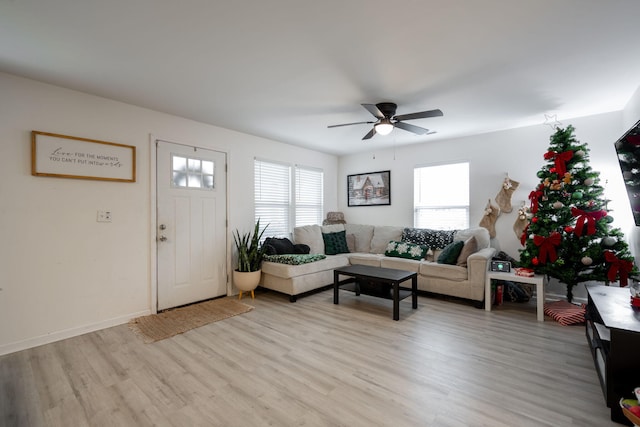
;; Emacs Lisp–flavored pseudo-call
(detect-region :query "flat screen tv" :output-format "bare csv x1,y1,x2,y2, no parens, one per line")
614,119,640,226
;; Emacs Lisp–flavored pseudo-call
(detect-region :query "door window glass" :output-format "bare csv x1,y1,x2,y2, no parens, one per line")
172,155,214,189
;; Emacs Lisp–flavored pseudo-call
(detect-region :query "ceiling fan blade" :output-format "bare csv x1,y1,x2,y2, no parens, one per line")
362,127,376,140
394,109,443,121
328,121,375,128
394,121,431,135
361,103,385,119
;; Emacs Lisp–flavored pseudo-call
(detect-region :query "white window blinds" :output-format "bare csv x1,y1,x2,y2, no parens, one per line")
254,159,291,237
295,166,323,227
414,162,469,230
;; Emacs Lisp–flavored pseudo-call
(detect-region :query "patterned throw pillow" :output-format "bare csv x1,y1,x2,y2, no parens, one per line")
402,228,457,250
322,230,350,255
384,240,428,260
437,240,465,265
263,254,327,265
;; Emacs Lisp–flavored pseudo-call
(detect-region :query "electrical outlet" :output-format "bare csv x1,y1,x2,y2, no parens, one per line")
97,210,112,222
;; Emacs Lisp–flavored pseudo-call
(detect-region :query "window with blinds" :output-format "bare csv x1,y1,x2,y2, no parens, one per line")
414,162,469,230
254,159,324,237
254,159,291,238
295,166,323,227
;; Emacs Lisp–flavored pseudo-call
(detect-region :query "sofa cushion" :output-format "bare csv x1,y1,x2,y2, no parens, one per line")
323,230,350,255
344,224,375,253
456,236,478,267
384,240,428,260
348,253,383,267
346,233,356,252
420,261,468,281
263,254,326,265
437,240,465,265
402,228,457,250
380,257,421,273
454,227,490,249
294,224,324,254
370,226,403,253
262,254,349,279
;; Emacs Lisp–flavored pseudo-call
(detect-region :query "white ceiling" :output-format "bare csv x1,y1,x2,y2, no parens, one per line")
2,0,639,156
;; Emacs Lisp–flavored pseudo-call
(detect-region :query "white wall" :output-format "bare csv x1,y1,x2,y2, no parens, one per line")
338,111,633,300
623,85,640,129
0,72,339,355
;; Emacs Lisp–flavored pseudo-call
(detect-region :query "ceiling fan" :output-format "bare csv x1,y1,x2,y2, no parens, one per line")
328,102,443,140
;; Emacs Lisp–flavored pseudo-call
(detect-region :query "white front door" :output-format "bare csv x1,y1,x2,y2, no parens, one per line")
156,140,227,310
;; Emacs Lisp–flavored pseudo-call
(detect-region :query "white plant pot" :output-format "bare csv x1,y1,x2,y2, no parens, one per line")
233,269,261,291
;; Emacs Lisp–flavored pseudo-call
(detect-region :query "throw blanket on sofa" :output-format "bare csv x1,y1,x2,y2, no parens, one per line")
263,237,311,255
263,254,326,265
402,228,457,250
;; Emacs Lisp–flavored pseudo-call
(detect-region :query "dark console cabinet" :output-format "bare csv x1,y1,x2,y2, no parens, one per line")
585,285,640,425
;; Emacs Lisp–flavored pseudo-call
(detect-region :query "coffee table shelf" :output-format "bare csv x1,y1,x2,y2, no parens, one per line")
339,281,413,301
333,265,417,320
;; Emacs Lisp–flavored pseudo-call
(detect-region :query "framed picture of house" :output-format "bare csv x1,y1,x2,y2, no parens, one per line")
347,170,391,206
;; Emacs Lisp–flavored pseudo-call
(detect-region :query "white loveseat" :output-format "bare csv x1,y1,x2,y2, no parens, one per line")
259,224,496,303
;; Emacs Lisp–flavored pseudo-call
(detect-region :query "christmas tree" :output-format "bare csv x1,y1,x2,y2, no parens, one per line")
519,125,637,302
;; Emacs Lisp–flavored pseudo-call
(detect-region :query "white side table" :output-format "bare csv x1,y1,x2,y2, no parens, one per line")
484,270,547,322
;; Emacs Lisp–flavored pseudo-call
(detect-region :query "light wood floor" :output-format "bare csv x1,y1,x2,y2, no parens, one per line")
1,289,619,427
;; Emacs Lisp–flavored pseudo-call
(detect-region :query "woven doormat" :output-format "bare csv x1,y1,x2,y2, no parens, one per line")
543,300,586,326
129,298,254,343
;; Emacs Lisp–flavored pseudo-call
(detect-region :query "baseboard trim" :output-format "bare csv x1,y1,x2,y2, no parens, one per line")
0,309,151,356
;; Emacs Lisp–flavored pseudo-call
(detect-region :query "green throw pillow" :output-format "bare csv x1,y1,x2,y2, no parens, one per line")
437,240,465,265
322,230,350,255
384,240,428,260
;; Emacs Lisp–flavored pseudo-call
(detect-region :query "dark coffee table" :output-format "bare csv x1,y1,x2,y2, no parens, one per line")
333,265,418,320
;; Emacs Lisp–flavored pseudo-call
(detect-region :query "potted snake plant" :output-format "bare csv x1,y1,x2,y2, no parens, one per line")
232,219,268,298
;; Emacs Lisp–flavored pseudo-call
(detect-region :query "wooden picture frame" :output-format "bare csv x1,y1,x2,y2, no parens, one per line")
31,131,136,182
347,170,391,206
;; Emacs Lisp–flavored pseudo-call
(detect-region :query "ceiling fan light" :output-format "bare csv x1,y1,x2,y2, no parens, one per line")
375,121,394,135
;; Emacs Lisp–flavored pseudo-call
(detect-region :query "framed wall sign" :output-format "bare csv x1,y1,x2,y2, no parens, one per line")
31,131,136,182
347,170,391,206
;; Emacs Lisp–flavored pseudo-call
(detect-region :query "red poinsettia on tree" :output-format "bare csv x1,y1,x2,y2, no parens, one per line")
519,125,637,302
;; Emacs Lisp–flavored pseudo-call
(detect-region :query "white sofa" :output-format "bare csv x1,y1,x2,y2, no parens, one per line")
259,224,496,303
